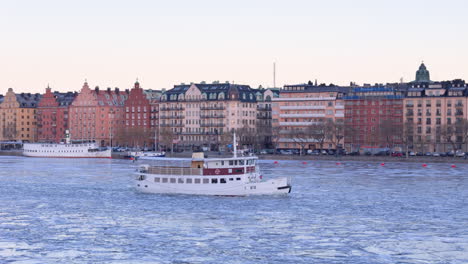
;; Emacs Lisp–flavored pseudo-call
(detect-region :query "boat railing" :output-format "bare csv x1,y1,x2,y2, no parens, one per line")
143,166,203,176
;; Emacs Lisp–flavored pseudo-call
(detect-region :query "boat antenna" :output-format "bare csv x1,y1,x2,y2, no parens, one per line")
233,131,237,158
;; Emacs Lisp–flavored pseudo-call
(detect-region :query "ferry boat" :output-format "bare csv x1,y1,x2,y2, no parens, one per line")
23,130,111,158
134,136,291,196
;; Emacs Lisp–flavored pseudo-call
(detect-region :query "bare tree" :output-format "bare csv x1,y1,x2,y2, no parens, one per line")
327,119,345,151
219,130,233,152
159,127,176,152
236,125,254,150
271,125,282,153
289,128,308,155
400,121,415,157
458,119,468,152
441,124,458,154
344,124,360,152
307,121,327,150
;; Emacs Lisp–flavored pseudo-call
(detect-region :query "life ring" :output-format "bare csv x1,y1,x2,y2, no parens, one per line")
215,169,221,175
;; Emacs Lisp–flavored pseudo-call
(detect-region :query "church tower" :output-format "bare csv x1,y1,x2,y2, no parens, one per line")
415,62,431,83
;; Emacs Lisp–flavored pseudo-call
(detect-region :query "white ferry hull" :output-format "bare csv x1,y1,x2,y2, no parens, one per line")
135,173,291,196
23,143,112,158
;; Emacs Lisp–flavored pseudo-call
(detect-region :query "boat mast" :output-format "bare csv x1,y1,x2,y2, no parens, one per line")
233,131,237,158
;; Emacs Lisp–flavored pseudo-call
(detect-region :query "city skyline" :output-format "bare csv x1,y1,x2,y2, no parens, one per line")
1,0,468,94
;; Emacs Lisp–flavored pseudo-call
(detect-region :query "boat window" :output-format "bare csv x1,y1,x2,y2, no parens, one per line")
211,178,218,184
239,160,245,165
221,161,224,166
203,179,209,184
162,178,168,183
220,178,226,184
229,178,234,181
186,178,192,184
170,178,176,183
229,160,234,166
194,179,201,184
236,177,241,181
235,169,243,173
154,177,160,183
178,178,184,184
228,169,232,174
234,160,238,165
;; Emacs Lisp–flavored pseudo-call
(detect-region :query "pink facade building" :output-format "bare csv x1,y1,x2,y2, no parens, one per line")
68,82,128,146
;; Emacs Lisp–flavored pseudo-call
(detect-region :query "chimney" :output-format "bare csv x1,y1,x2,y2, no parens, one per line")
115,88,120,94
107,87,111,93
95,87,99,94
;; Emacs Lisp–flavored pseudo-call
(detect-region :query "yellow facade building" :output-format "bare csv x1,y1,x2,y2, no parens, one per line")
0,88,41,142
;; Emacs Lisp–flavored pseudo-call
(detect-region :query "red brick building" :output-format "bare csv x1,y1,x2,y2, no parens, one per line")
37,87,77,143
68,82,128,146
344,86,404,152
122,81,153,148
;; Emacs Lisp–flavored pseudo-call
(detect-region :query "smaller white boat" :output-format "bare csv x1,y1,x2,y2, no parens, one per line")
138,151,166,160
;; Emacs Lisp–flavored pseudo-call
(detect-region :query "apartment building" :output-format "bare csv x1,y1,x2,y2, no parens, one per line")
68,82,128,146
159,82,258,150
0,88,41,142
272,84,347,151
344,86,404,152
37,86,77,143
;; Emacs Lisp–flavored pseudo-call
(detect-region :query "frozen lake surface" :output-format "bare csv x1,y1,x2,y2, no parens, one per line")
0,157,467,264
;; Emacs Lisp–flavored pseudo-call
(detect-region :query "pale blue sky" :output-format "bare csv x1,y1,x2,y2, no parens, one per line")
1,0,467,93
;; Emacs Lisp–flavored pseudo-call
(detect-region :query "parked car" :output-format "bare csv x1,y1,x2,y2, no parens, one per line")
409,151,416,156
446,151,455,157
416,152,424,156
391,151,403,157
327,150,336,155
432,152,440,157
425,152,433,156
321,150,328,155
280,150,294,155
336,149,347,155
456,151,466,157
308,149,320,155
348,151,360,156
375,150,389,156
439,152,447,157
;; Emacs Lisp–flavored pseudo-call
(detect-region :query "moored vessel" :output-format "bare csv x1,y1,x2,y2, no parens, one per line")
22,130,111,158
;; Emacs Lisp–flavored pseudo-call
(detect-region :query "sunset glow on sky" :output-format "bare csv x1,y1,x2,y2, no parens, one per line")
1,0,467,93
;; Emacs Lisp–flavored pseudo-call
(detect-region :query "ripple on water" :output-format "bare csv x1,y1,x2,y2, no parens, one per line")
0,157,467,263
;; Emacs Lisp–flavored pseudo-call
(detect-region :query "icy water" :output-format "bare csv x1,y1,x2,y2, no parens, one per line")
0,157,467,264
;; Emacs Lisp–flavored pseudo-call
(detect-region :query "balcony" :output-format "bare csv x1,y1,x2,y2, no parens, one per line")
160,123,184,127
257,105,272,110
200,106,225,110
160,106,185,111
279,121,321,126
405,104,414,107
200,123,225,127
279,105,326,110
279,113,325,118
200,114,225,118
256,114,270,119
160,115,185,119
